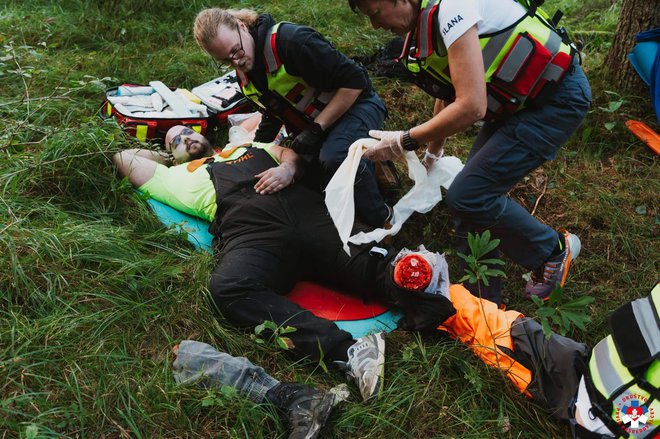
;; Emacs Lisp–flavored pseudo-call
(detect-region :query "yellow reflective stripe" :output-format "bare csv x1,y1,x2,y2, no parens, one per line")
191,125,201,133
135,125,148,141
106,103,112,116
651,282,660,315
239,78,266,110
647,359,660,387
261,64,320,123
239,22,335,123
419,57,451,83
590,336,635,399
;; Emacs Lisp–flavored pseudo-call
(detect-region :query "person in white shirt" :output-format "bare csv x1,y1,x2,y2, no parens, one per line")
349,0,592,306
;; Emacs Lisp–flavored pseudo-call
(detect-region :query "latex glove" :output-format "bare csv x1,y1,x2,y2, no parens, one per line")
254,163,295,194
363,130,404,161
291,122,325,156
422,150,442,170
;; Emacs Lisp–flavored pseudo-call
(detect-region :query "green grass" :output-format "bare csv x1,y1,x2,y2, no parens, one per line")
1,0,658,437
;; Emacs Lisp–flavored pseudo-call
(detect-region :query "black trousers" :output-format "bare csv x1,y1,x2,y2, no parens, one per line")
208,185,454,362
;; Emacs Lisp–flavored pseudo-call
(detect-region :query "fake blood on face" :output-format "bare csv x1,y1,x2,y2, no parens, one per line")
393,254,432,292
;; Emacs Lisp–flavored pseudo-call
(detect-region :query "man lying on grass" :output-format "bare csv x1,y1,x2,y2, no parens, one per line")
113,125,457,403
114,126,659,438
171,286,659,439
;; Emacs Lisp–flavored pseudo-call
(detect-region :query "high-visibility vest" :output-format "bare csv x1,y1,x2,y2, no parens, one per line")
584,284,660,438
236,23,336,134
399,0,575,120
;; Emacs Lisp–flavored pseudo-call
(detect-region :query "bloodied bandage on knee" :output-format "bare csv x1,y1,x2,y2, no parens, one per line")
392,246,450,298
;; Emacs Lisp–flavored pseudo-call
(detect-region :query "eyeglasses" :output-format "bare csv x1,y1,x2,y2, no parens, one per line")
219,24,245,66
168,127,195,151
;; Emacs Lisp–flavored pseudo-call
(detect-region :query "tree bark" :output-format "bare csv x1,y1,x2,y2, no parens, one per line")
604,0,660,93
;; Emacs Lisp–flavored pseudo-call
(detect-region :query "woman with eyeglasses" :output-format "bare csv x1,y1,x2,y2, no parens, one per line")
194,8,392,229
347,0,592,305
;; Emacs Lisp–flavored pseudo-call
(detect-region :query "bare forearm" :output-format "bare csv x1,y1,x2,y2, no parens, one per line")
270,145,304,180
410,98,481,144
112,149,161,187
120,148,173,165
279,147,304,181
427,99,448,154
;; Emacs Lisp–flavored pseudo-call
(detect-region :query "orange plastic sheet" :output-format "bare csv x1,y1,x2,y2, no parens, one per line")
626,120,660,155
439,284,533,396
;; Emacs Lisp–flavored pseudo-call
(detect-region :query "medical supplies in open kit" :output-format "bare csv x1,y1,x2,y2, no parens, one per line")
100,71,252,142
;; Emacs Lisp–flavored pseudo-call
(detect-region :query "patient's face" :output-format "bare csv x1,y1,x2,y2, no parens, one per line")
165,125,212,163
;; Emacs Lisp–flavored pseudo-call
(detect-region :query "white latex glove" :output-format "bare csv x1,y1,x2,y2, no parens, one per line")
422,150,442,170
363,130,404,161
254,163,295,194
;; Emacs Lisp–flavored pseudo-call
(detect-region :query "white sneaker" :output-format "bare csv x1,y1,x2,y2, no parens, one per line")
336,333,385,401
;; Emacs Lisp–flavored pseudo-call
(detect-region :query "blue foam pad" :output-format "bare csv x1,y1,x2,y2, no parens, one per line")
145,198,213,250
144,196,400,338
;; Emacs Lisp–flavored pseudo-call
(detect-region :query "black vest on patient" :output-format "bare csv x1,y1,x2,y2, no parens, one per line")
206,146,329,253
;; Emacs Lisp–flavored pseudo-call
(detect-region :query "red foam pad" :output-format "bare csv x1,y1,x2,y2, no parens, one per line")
288,281,389,321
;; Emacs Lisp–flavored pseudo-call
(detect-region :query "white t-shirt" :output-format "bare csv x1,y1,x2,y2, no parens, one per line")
437,0,527,48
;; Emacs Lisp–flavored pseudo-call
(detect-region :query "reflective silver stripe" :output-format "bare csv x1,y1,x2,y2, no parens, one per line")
306,91,335,118
496,36,534,82
236,70,248,86
541,62,564,81
418,0,438,58
592,338,628,398
632,297,660,357
482,29,515,70
398,32,413,62
487,94,502,113
263,25,280,73
294,87,316,113
545,30,562,55
317,91,334,105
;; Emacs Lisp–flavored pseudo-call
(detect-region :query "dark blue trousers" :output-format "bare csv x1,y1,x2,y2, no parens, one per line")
446,61,592,303
319,91,388,227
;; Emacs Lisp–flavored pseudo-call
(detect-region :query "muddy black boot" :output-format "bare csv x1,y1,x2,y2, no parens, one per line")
265,382,335,439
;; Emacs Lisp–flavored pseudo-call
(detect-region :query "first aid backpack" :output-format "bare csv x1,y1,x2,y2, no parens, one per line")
100,71,252,142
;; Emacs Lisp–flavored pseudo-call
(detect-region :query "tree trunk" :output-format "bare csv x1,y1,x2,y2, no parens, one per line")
604,0,660,93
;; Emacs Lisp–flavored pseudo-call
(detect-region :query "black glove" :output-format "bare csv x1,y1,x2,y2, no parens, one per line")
291,122,325,156
253,113,282,143
395,292,456,332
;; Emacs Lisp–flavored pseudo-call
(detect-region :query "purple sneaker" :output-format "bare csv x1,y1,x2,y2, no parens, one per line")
525,230,581,300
